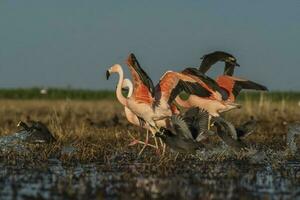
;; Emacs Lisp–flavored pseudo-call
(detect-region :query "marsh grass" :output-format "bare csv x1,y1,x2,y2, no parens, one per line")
0,98,299,167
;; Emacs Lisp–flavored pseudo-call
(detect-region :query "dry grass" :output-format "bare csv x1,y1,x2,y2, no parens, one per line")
0,99,299,167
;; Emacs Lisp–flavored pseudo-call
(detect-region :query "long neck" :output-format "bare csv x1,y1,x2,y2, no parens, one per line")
127,83,133,98
224,63,235,76
115,68,128,106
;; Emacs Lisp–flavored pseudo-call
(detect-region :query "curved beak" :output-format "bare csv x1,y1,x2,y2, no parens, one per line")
228,61,240,67
106,70,111,80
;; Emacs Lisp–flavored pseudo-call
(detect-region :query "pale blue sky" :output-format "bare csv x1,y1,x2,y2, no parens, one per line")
0,0,299,90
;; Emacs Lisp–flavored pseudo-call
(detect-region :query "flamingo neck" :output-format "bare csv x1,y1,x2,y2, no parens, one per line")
127,83,133,98
115,68,128,106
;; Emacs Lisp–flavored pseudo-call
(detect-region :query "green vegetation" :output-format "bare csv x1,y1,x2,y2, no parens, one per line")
0,88,299,101
237,91,300,102
0,88,115,100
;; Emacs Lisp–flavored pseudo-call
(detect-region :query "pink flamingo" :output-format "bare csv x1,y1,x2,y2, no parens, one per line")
106,53,211,135
176,51,268,117
122,79,169,155
175,68,240,117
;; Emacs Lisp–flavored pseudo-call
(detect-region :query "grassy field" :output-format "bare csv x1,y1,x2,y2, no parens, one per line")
0,98,300,199
0,98,299,162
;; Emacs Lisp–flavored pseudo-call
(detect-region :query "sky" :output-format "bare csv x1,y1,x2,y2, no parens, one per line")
0,0,299,91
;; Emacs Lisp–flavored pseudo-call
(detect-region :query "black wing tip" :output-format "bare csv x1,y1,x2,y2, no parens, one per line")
201,51,234,58
261,85,269,91
127,53,138,65
238,80,269,91
129,52,136,58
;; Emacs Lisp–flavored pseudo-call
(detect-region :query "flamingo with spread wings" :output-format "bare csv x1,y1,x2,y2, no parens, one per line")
121,79,160,155
106,70,162,154
106,53,212,134
176,51,268,116
175,68,241,116
199,51,268,103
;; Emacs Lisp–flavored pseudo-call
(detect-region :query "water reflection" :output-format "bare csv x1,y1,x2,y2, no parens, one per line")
1,159,300,199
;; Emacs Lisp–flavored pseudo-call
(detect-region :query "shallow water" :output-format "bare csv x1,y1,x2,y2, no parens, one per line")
1,158,300,200
1,125,300,199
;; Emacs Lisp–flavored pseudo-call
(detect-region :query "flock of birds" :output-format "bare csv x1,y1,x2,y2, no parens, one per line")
106,51,268,155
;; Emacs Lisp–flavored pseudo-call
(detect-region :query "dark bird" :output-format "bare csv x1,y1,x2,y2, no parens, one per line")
213,117,247,152
235,116,257,140
155,107,213,154
17,121,56,143
199,51,240,76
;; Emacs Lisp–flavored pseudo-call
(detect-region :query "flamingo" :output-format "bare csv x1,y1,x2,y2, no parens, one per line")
199,51,268,103
107,71,169,155
175,51,268,116
175,68,241,116
106,53,212,136
121,79,159,155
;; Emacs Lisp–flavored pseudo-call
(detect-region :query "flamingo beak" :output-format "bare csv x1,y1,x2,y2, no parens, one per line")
106,70,111,80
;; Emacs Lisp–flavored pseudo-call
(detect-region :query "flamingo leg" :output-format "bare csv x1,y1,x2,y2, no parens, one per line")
138,130,150,156
208,115,212,130
158,138,166,156
154,137,160,154
159,138,164,148
128,131,156,149
162,142,166,157
174,152,179,161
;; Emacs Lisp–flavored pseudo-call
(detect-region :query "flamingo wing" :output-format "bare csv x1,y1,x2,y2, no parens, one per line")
216,75,268,101
126,53,155,103
155,71,212,106
182,68,229,100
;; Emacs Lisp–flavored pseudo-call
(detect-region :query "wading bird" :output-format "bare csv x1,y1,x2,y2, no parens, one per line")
175,68,242,116
106,53,212,134
212,117,247,152
199,51,268,103
122,79,159,155
235,116,257,140
176,51,268,116
155,107,212,154
155,107,246,155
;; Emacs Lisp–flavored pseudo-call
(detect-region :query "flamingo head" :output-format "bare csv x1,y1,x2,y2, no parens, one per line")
224,56,240,67
106,64,122,80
